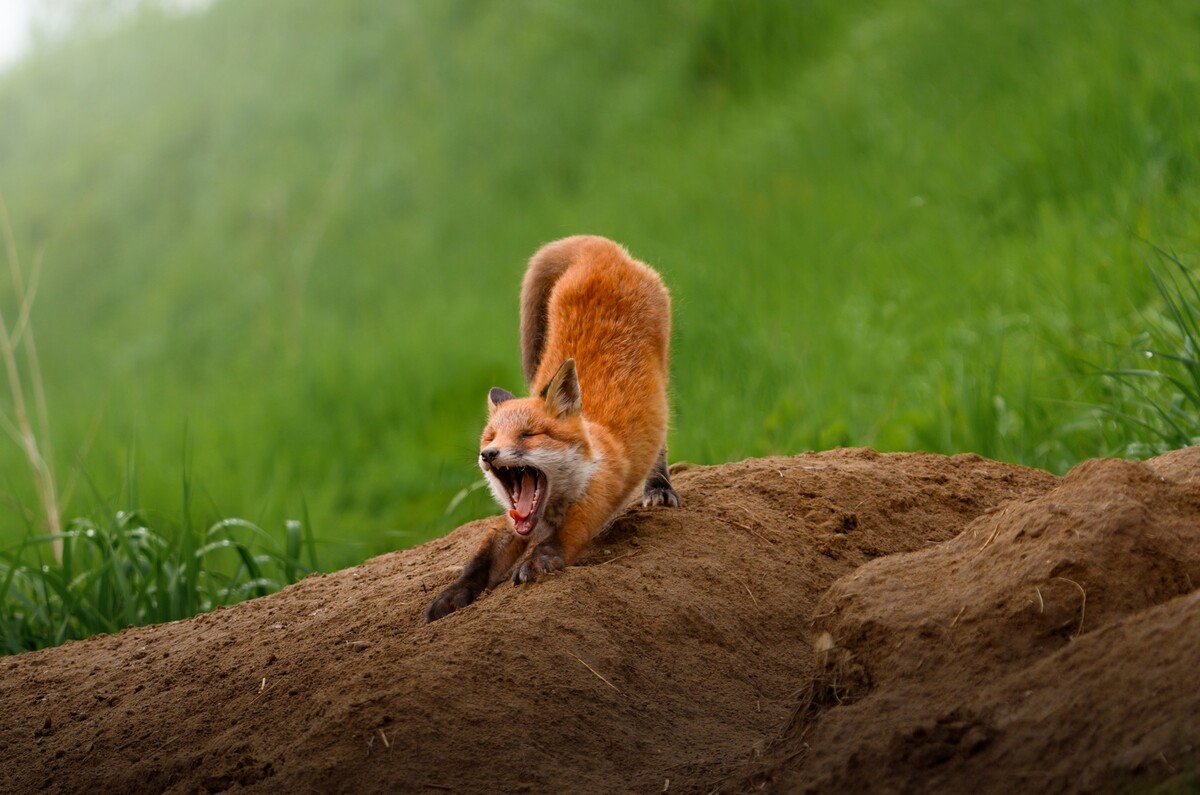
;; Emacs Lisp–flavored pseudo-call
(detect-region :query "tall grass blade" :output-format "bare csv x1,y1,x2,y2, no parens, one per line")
1098,250,1200,455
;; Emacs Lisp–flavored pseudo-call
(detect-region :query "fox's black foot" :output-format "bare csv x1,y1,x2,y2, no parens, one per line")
424,581,482,622
643,447,682,508
642,484,681,508
512,544,565,585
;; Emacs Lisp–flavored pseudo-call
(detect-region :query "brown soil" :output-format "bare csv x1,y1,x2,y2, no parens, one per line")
1,447,1196,794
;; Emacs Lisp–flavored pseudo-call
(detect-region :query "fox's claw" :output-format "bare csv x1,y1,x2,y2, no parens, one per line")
642,485,681,508
424,582,479,622
512,545,565,585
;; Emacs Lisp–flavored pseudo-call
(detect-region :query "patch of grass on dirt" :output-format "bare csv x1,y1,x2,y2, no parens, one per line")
1097,250,1200,457
0,473,318,655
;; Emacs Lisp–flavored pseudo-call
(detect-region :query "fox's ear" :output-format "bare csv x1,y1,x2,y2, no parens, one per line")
543,358,582,419
488,387,515,414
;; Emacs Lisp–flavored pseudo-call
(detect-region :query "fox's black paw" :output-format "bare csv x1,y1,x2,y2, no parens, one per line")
642,484,681,508
424,582,479,622
512,545,565,585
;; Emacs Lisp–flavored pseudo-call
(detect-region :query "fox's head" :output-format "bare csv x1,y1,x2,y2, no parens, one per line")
480,358,596,540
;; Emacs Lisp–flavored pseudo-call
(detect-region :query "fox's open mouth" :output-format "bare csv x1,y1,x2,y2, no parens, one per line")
486,464,548,536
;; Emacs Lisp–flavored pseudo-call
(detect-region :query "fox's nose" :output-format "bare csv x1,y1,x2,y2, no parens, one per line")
481,447,500,463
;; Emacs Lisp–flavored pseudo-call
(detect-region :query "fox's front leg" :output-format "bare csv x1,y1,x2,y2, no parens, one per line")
512,498,609,584
425,522,528,622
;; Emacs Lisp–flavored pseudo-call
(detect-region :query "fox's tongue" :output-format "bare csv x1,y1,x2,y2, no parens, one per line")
513,469,537,519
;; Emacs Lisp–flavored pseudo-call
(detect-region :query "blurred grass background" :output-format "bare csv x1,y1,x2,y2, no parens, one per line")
1,0,1198,571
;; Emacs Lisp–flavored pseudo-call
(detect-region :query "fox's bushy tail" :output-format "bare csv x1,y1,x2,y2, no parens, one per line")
520,235,621,385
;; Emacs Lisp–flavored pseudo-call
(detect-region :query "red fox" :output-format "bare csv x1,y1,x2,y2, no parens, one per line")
424,235,680,621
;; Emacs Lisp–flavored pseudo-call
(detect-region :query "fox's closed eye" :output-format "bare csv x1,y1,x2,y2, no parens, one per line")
521,431,542,439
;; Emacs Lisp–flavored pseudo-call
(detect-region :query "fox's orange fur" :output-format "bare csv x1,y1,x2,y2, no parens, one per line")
425,236,679,621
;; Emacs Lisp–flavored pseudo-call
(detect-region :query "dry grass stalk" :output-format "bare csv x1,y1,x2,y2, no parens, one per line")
0,197,62,559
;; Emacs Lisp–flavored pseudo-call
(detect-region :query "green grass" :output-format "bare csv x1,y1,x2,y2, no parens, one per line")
1098,249,1200,457
0,467,319,655
1,0,1199,650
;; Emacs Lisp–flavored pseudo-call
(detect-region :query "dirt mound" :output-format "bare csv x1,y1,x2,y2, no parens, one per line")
0,448,1194,794
735,446,1200,794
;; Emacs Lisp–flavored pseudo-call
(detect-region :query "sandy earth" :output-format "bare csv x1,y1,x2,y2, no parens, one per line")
0,447,1196,794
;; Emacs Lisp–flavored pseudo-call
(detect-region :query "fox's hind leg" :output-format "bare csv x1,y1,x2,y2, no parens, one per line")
642,446,681,508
